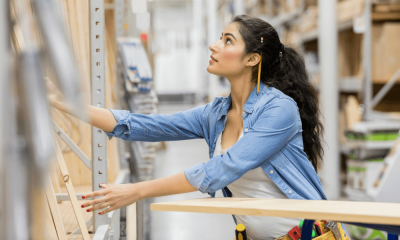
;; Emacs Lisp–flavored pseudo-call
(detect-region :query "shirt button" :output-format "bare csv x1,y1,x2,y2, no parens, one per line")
244,128,248,132
270,170,274,174
288,190,292,194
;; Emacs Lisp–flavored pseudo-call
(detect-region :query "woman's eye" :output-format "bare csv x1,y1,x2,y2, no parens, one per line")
226,38,232,44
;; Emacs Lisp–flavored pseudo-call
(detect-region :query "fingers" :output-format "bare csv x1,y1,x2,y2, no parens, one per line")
81,195,108,209
99,205,117,215
91,202,110,212
100,182,108,189
82,188,107,199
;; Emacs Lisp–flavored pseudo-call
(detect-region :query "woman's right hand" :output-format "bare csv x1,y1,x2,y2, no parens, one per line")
44,76,118,132
45,77,63,107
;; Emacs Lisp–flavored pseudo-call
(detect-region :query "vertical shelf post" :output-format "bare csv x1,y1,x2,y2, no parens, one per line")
0,0,9,237
363,0,372,120
318,0,340,199
90,0,108,231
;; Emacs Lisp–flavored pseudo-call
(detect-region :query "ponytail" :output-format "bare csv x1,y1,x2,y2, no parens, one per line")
233,15,324,171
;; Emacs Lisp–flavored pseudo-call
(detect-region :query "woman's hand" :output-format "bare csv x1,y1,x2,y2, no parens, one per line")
80,172,197,215
44,77,63,107
44,76,118,131
81,183,141,215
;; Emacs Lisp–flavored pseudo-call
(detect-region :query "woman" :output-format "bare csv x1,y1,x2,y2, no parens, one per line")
49,15,326,239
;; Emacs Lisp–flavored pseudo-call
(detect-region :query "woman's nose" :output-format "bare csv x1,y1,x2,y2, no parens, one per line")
209,41,218,52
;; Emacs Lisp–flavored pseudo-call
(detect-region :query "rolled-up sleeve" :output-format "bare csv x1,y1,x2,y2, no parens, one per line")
185,98,300,193
105,109,131,139
105,104,207,142
184,163,212,192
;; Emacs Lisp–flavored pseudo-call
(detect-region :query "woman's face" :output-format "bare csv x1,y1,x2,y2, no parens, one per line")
207,23,250,78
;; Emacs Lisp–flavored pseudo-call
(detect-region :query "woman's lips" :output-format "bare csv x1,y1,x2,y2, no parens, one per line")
210,55,218,62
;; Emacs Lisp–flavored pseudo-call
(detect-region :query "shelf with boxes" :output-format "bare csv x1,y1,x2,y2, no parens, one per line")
372,1,400,20
274,0,400,95
260,0,400,89
116,37,160,182
343,121,400,202
269,0,366,93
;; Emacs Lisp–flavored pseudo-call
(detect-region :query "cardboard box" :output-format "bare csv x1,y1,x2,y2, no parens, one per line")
304,0,317,9
372,23,400,82
338,30,363,77
337,0,364,23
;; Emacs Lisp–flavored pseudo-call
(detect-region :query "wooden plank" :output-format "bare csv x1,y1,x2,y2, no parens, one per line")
151,198,400,226
372,12,400,20
57,196,93,235
44,194,59,240
126,203,137,240
45,176,67,240
373,78,400,84
50,161,62,194
375,4,392,12
54,134,91,240
375,4,400,12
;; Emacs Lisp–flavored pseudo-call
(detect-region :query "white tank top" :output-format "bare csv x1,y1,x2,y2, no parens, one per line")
214,131,302,240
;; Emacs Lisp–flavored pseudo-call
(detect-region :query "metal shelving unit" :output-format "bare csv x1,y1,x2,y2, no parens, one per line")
301,18,354,43
0,0,134,238
260,7,303,28
90,0,109,231
49,0,128,237
0,0,11,238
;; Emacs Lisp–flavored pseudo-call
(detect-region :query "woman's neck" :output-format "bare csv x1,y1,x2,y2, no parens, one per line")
227,72,256,113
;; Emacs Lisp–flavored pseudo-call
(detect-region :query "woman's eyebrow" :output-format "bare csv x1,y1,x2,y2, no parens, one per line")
221,32,237,41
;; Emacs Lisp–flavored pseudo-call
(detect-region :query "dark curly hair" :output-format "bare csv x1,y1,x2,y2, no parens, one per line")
232,15,324,171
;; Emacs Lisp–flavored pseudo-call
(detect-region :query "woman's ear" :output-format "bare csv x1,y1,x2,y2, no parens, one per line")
245,53,261,67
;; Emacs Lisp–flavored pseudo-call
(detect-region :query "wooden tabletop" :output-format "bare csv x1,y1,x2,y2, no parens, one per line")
151,198,400,226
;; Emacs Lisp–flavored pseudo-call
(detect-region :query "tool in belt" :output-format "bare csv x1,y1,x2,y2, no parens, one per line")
235,220,351,240
276,220,351,240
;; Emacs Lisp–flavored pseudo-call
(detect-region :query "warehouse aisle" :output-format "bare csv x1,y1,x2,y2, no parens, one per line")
150,103,235,240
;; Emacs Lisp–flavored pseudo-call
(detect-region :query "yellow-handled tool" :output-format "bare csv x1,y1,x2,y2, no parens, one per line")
235,224,247,240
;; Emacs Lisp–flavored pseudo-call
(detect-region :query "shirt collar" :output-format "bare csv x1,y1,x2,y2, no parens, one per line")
221,81,267,116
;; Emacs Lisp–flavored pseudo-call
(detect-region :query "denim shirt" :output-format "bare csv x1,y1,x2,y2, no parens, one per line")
106,82,327,201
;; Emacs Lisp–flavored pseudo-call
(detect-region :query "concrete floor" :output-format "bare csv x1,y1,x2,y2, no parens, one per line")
150,104,235,240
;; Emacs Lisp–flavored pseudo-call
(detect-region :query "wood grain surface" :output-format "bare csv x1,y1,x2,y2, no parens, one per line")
151,198,400,225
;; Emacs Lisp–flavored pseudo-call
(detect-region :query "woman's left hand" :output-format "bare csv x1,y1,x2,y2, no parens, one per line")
81,183,141,215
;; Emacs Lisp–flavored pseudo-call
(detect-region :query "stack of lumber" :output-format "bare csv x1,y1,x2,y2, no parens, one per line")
50,0,120,188
373,2,400,20
11,0,122,238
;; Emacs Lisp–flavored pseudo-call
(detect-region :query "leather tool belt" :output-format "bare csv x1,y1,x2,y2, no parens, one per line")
275,220,351,240
235,220,351,240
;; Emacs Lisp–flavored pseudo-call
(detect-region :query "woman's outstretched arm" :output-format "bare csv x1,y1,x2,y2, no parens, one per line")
46,77,117,132
81,172,197,215
46,77,207,141
54,102,117,133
